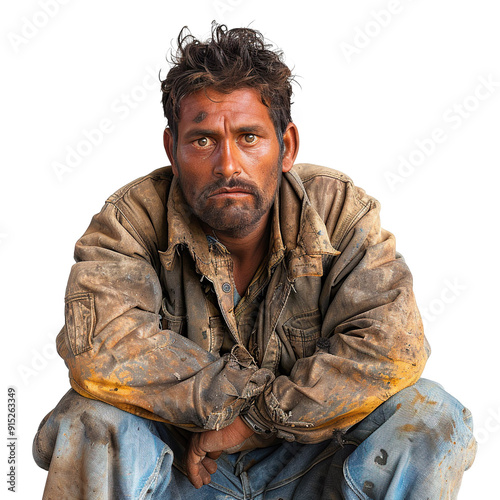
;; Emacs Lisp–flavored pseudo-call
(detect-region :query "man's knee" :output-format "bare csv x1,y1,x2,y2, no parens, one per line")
390,378,476,464
395,378,472,426
342,379,477,498
33,389,143,470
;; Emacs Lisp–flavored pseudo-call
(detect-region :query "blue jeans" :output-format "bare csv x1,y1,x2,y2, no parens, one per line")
33,379,476,499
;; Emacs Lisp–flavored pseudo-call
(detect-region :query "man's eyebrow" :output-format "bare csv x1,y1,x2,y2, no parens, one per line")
235,125,268,135
183,128,218,139
182,125,269,139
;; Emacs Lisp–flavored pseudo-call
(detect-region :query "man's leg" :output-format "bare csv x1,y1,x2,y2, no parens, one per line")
340,378,477,499
33,389,181,499
33,389,241,500
34,380,476,499
219,379,475,499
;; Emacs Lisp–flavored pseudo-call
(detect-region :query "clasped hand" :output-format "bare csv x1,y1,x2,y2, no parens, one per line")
185,416,255,489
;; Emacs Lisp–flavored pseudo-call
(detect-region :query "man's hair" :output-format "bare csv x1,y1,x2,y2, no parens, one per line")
161,23,294,149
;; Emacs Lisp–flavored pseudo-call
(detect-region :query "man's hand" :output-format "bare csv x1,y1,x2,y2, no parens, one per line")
186,416,255,489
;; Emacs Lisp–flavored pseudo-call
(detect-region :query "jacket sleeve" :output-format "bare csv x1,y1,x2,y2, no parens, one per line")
243,194,430,443
57,200,274,431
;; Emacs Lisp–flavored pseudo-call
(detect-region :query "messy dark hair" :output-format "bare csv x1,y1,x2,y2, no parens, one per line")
161,23,294,150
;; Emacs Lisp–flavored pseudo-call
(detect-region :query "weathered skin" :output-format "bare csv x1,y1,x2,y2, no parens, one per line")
56,163,429,445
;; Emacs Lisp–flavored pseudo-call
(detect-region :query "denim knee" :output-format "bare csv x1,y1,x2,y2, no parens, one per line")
401,378,476,467
33,389,154,469
342,379,477,499
391,379,475,450
34,390,177,499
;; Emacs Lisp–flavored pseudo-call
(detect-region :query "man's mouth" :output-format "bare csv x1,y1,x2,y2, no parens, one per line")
209,187,254,198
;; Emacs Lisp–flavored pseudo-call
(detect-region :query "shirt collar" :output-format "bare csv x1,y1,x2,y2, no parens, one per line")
159,170,340,278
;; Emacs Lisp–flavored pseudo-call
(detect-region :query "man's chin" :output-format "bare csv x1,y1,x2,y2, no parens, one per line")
198,209,265,238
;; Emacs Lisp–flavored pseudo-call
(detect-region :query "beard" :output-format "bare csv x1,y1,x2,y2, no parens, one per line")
178,162,282,238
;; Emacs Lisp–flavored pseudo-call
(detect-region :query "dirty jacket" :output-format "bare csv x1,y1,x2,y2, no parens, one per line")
57,163,429,444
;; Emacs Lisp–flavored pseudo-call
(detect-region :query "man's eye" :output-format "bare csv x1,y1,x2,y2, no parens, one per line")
195,137,211,147
243,134,257,144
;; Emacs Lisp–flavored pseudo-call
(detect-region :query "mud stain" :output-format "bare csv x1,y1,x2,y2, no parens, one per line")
362,480,376,499
80,411,110,445
374,449,388,466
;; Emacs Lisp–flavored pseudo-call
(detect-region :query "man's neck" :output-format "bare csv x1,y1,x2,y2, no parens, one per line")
202,212,272,296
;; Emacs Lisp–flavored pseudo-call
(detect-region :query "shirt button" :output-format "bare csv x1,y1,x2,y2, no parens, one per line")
222,282,231,293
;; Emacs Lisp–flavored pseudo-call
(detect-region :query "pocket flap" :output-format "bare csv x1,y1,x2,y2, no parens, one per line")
65,292,96,356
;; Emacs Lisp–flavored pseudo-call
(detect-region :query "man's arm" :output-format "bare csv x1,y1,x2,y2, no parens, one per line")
243,193,430,443
57,194,274,431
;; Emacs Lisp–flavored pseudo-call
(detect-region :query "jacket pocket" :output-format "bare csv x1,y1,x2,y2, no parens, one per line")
283,308,322,358
161,298,186,335
65,292,96,356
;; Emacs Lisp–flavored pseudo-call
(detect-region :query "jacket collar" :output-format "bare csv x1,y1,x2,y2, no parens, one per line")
279,169,340,279
159,169,340,279
159,176,212,276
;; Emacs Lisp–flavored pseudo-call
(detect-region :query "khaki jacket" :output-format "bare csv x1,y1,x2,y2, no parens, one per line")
57,163,429,444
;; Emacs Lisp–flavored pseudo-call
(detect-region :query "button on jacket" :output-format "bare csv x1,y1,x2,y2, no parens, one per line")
56,163,429,445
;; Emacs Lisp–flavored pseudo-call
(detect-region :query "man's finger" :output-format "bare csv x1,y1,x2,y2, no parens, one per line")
198,463,213,486
207,450,222,460
186,461,205,489
187,460,213,489
186,445,204,489
186,467,203,489
202,456,218,474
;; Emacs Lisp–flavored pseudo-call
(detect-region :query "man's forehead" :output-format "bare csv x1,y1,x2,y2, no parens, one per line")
178,88,270,125
193,111,208,123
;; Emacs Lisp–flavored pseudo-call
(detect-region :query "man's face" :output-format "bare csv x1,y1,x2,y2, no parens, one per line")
166,87,291,238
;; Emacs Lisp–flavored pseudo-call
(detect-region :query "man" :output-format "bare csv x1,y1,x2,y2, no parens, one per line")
33,24,476,499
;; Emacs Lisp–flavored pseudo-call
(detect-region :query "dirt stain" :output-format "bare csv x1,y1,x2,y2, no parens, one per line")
374,449,388,466
362,481,376,499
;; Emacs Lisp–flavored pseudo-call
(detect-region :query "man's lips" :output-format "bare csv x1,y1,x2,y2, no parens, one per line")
209,187,254,198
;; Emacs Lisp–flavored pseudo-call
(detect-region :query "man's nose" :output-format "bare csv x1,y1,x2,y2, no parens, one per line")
213,141,241,178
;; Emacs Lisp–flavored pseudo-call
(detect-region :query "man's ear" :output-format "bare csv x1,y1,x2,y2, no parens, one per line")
281,122,299,173
163,128,178,176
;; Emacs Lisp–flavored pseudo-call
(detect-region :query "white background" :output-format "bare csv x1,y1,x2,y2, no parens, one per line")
2,0,499,497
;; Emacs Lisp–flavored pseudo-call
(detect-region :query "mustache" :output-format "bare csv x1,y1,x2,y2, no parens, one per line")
201,178,261,199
